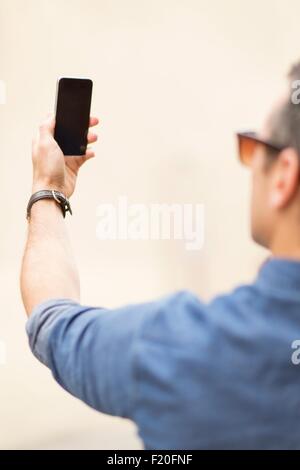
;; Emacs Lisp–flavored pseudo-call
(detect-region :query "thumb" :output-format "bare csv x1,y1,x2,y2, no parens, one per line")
39,114,55,138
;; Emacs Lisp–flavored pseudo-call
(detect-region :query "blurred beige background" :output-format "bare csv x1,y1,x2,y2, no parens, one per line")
0,0,299,450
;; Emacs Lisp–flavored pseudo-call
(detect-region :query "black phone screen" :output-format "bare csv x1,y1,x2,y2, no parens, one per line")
54,78,93,156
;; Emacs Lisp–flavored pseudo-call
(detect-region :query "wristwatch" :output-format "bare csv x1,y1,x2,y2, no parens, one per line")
26,190,72,219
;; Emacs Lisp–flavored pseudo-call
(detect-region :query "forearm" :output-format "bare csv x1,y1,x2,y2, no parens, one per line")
21,199,80,315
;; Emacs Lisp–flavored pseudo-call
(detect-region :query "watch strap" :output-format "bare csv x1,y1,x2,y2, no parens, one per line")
27,190,72,219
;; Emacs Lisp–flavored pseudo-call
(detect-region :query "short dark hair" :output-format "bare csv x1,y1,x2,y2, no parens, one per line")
269,61,300,155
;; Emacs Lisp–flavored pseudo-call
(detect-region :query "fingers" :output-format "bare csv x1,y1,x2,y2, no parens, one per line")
36,114,98,159
39,114,97,137
87,132,98,144
89,116,99,128
85,148,95,159
66,150,95,172
87,118,99,153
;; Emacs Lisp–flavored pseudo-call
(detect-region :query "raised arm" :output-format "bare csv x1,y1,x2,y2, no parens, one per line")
20,115,99,315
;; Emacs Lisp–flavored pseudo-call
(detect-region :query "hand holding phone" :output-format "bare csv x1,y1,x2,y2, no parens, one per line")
31,78,98,198
54,77,93,156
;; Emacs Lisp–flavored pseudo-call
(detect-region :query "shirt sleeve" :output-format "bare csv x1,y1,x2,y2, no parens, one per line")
26,296,177,418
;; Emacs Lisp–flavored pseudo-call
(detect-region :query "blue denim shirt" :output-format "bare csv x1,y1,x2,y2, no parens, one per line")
26,259,300,449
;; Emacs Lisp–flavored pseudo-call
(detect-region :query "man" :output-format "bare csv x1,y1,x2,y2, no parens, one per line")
21,62,300,450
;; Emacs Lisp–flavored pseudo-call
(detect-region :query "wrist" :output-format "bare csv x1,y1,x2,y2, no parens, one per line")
32,183,64,194
32,174,65,193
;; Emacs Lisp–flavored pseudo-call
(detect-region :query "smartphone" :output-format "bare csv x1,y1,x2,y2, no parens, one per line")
54,77,93,156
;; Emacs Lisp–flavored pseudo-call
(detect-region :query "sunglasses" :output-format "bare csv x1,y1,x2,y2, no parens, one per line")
236,131,286,166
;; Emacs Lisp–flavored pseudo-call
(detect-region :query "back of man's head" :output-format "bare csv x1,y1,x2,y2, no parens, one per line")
269,62,300,155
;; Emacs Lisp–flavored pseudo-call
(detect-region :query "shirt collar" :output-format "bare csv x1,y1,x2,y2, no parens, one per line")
256,257,300,298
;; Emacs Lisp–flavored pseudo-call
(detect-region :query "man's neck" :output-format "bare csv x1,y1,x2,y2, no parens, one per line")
270,222,300,261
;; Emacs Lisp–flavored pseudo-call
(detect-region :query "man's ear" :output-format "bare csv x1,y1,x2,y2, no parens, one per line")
269,147,300,209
